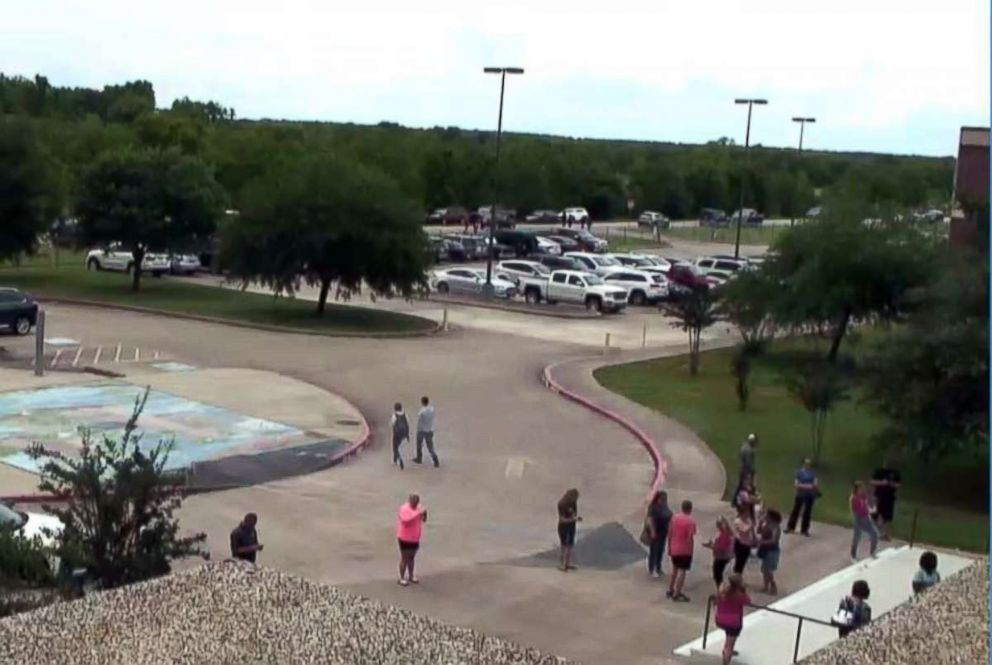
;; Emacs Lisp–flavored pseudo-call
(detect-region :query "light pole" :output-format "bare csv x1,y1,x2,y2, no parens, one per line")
482,66,524,297
790,117,815,227
733,98,767,259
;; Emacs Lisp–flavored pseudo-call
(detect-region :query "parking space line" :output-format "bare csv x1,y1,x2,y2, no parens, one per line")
114,343,122,363
93,346,103,365
153,350,160,360
50,349,63,368
134,347,140,362
71,346,84,368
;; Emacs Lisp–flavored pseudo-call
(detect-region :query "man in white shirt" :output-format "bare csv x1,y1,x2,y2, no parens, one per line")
414,396,439,467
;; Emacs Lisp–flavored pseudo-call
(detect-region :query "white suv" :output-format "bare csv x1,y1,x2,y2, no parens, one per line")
694,256,747,277
562,207,590,223
546,270,627,313
603,269,669,305
86,244,170,276
564,252,623,276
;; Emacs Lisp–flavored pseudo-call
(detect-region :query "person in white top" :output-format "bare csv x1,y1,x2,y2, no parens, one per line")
414,396,439,467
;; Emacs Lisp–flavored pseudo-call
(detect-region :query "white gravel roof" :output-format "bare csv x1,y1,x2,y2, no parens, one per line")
801,557,988,665
0,561,574,665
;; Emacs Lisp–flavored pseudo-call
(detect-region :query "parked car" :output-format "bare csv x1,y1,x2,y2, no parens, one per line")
443,234,487,260
729,208,765,226
544,234,581,253
427,206,468,225
539,255,584,271
805,206,822,219
615,253,672,273
546,270,627,313
554,228,608,253
478,206,517,228
429,237,466,263
0,501,63,574
430,267,517,299
525,209,562,224
667,264,711,293
497,260,552,285
534,236,562,255
562,207,591,224
637,211,670,229
699,208,729,227
494,230,540,258
603,269,670,305
169,253,202,275
0,288,39,335
564,252,623,276
695,256,748,276
85,245,169,276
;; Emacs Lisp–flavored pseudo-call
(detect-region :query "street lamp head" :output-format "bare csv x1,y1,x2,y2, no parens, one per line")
734,98,749,104
753,99,768,105
793,116,816,123
505,67,525,75
484,67,502,74
484,67,525,75
735,98,768,105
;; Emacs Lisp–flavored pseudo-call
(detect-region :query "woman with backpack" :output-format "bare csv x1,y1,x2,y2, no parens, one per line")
715,573,750,665
391,402,410,470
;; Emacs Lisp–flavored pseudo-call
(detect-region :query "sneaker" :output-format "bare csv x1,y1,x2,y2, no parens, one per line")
650,571,660,579
665,590,674,599
850,556,858,564
412,458,423,464
410,577,420,584
783,529,795,534
398,579,409,586
398,458,405,471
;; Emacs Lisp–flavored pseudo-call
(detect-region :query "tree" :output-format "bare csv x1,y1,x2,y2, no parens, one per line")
76,148,226,291
784,360,851,464
763,197,935,363
862,252,989,459
27,389,206,590
0,118,61,263
222,152,429,315
663,288,719,375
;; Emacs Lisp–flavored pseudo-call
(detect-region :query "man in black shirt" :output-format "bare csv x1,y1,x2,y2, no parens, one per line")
870,461,901,541
230,512,263,563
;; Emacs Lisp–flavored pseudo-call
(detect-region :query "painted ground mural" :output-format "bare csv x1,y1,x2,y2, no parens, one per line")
0,382,323,475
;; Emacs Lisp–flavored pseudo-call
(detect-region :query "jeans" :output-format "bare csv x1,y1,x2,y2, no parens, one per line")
415,431,439,466
648,535,666,574
392,433,407,465
787,494,815,534
851,515,879,558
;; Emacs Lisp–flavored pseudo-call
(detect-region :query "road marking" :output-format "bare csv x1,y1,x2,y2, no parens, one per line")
114,343,122,363
134,347,140,362
93,346,102,365
71,346,84,367
505,456,532,479
50,349,63,368
153,350,160,360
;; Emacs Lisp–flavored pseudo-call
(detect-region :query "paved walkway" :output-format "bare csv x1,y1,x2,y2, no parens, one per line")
2,304,887,664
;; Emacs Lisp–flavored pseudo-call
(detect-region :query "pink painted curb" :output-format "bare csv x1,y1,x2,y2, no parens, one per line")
1,396,373,505
542,360,666,498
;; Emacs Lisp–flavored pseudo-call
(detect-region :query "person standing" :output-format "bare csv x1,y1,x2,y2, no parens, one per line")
785,458,818,536
731,504,755,574
734,473,761,522
850,481,879,562
833,580,871,637
703,515,735,591
715,573,750,665
391,402,409,470
230,513,263,563
645,490,673,578
414,396,439,467
666,500,697,602
732,434,758,507
870,460,901,541
557,489,581,572
396,494,427,586
757,509,782,595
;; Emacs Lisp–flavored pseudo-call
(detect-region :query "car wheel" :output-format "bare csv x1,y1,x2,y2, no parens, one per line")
585,296,603,313
437,282,449,294
87,258,101,271
524,288,541,305
14,316,31,335
630,290,646,306
546,298,558,306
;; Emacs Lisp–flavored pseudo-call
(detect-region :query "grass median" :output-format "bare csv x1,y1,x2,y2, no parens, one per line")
0,257,435,335
594,342,989,552
660,225,786,246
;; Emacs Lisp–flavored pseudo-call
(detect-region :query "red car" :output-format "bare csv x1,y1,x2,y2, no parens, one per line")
667,265,711,293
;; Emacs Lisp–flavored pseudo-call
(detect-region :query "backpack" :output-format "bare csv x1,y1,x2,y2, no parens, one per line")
393,412,409,439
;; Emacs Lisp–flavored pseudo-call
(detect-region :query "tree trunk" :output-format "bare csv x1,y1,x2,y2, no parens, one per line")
131,249,144,293
827,307,852,363
316,278,331,316
689,326,700,375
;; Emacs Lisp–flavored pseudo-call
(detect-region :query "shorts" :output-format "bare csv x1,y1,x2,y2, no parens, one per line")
875,499,895,522
558,522,576,547
719,623,742,638
713,557,731,586
759,548,780,574
398,539,420,553
671,555,693,571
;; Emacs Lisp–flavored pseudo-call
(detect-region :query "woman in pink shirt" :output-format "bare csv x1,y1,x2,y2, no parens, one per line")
396,494,427,586
703,515,734,591
849,481,878,562
715,572,750,665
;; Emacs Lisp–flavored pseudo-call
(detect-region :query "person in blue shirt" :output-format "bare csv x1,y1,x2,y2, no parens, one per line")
912,551,941,593
785,458,818,536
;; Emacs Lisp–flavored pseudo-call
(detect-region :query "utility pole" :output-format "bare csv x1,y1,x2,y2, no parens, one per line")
733,98,767,259
791,117,816,227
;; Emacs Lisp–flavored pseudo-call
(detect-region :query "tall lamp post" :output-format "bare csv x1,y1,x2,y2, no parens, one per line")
790,116,816,227
482,66,524,296
732,98,767,259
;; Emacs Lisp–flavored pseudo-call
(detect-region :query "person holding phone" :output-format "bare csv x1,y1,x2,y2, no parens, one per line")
396,494,427,586
557,488,581,572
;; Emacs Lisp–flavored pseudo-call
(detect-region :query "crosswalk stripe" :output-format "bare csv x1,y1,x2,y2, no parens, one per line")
93,346,102,365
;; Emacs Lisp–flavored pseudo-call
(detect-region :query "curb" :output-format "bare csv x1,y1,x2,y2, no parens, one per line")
428,295,600,320
542,359,666,499
2,390,374,505
36,297,443,339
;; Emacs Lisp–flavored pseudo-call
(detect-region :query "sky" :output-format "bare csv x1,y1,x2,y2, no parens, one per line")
2,0,988,156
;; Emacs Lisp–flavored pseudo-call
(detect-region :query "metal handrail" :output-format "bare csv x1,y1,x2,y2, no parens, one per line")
702,594,834,664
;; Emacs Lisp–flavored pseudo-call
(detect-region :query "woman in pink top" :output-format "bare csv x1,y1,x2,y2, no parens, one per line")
396,494,427,586
715,573,750,665
703,515,734,591
849,481,878,562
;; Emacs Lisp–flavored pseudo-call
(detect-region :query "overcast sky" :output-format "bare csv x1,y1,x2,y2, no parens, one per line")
3,0,988,156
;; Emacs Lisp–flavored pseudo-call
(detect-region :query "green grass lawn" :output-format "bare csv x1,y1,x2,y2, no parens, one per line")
0,256,435,334
661,225,787,246
595,343,989,552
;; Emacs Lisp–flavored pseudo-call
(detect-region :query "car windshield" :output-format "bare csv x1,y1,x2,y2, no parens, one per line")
596,257,620,266
0,503,26,529
577,231,596,240
532,264,551,275
584,275,604,285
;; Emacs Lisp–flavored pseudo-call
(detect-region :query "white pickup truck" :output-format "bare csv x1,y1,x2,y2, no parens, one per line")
518,270,625,313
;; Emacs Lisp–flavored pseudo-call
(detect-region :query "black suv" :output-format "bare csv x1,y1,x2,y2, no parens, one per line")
494,230,539,258
699,208,728,227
